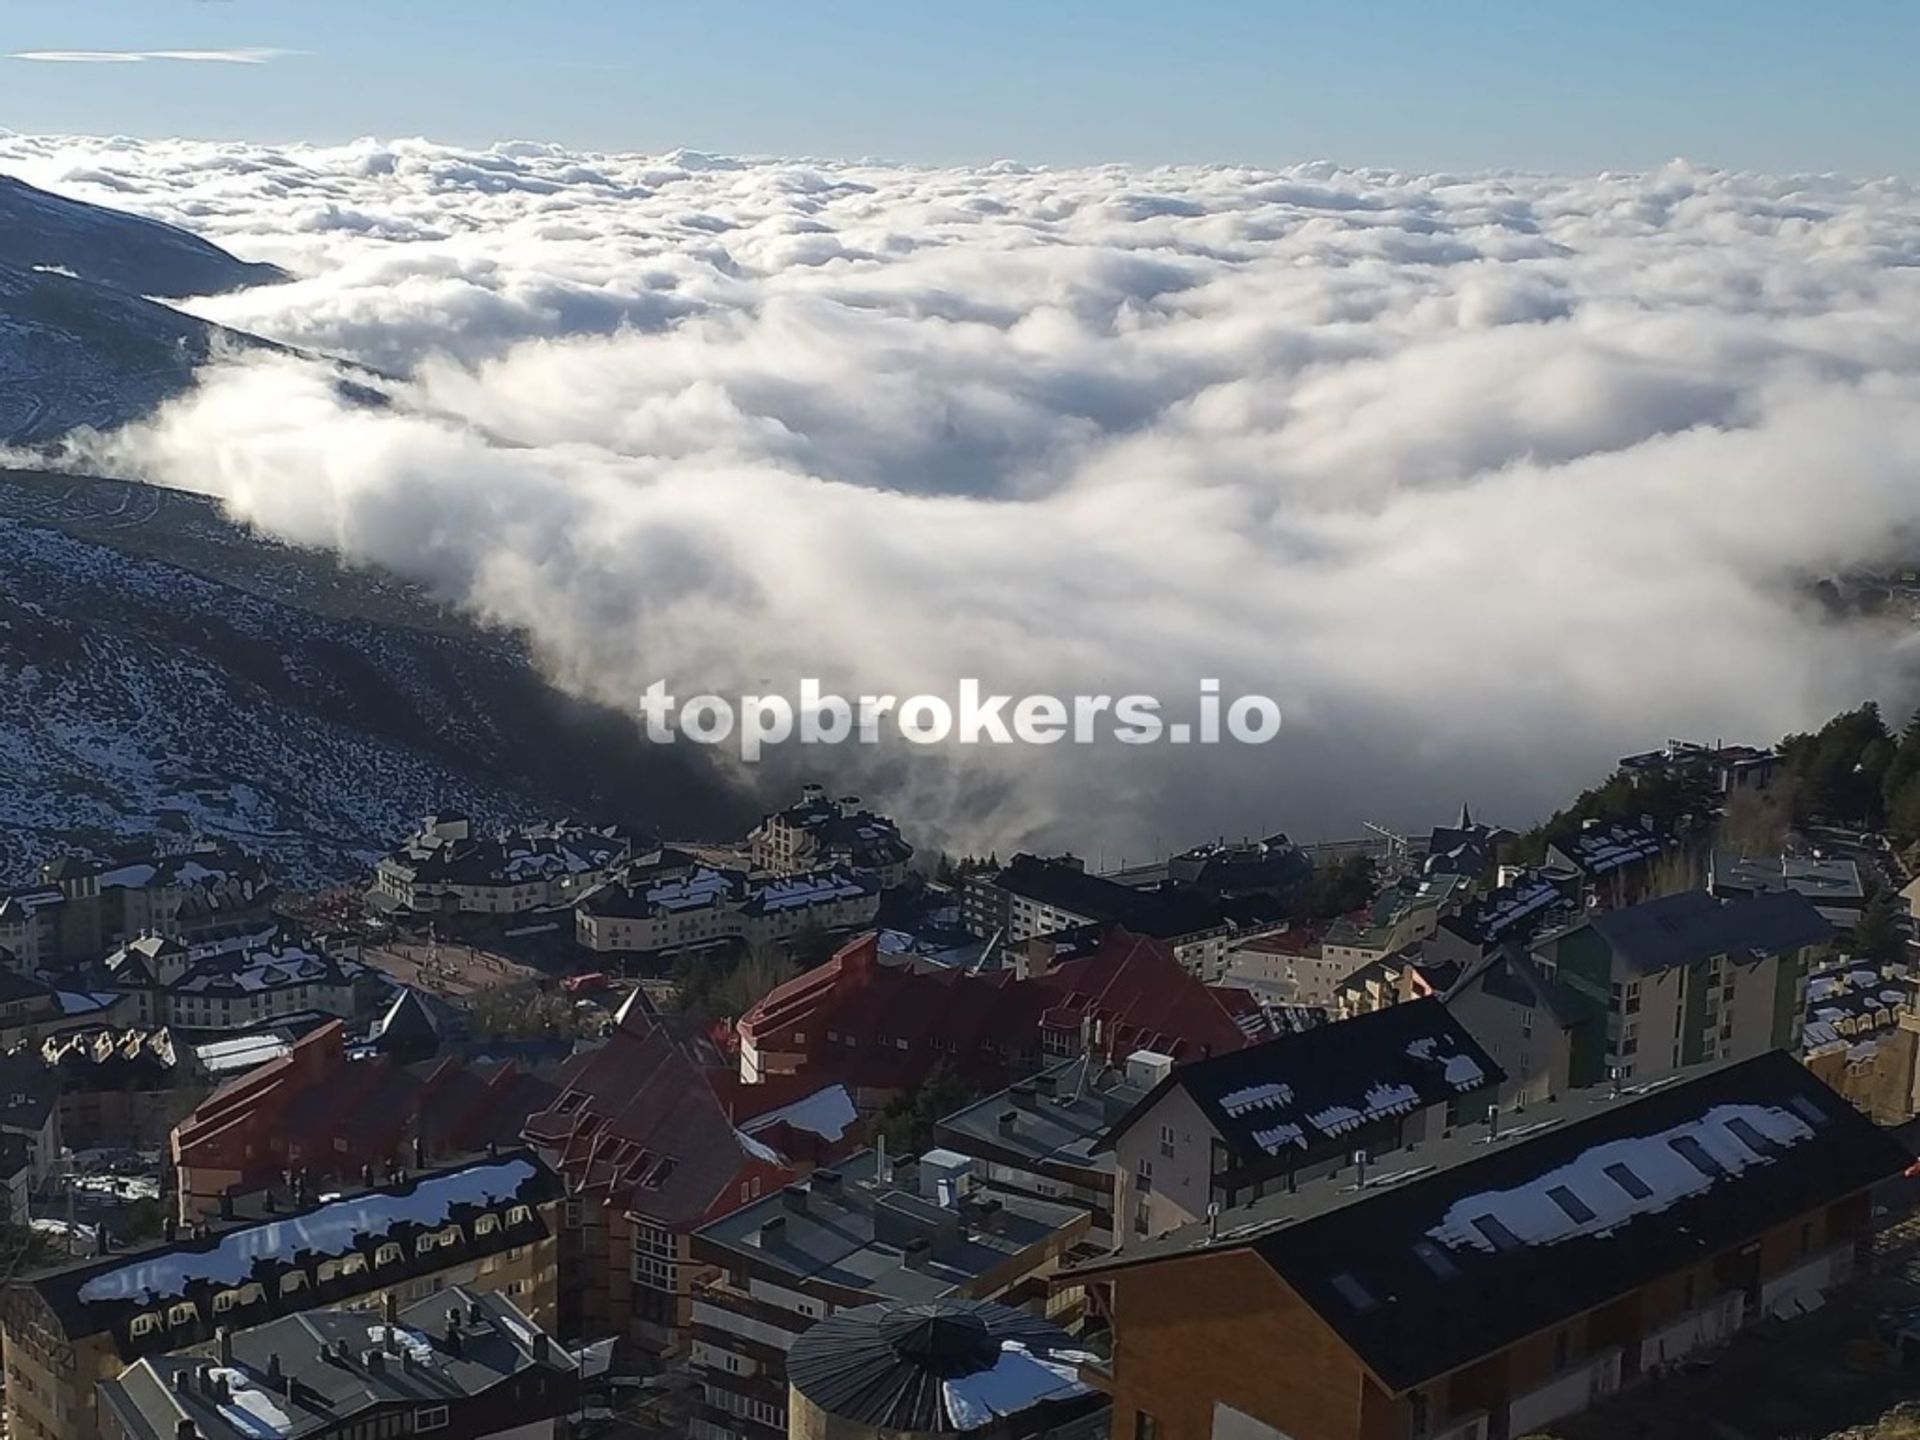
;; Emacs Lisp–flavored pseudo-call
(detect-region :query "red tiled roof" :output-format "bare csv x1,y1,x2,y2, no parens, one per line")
522,996,789,1227
735,927,1265,1095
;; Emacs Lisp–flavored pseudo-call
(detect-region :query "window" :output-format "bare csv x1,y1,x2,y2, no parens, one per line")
1330,1272,1378,1311
416,1235,439,1256
415,1405,449,1432
1725,1117,1784,1158
1159,1124,1176,1160
1135,1158,1153,1193
1136,1412,1161,1440
168,1303,198,1327
376,1243,403,1266
474,1214,500,1237
1668,1135,1727,1179
1547,1186,1596,1225
130,1314,160,1337
1469,1214,1523,1252
1411,1240,1459,1279
1603,1162,1654,1200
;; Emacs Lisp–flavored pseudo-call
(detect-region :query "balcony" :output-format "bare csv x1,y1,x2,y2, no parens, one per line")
1430,1411,1489,1440
1508,1347,1623,1435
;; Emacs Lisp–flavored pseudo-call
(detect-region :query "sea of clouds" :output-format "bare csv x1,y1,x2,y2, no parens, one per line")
5,131,1920,859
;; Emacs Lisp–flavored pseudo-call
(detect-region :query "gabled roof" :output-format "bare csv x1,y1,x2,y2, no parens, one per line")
522,1002,784,1226
1074,1052,1908,1394
1099,999,1502,1165
1586,889,1833,977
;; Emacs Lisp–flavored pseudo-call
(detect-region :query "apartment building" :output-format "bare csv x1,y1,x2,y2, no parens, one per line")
573,850,879,957
686,1147,1091,1440
519,993,794,1352
2,1150,563,1440
1073,1053,1906,1440
99,1286,580,1440
1537,888,1829,1085
372,814,641,916
935,1056,1153,1247
749,785,915,888
1097,1001,1502,1240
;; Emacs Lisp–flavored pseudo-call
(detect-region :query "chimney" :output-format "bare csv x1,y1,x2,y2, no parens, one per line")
443,1325,464,1360
266,1354,284,1392
533,1334,553,1368
366,1350,385,1376
263,1193,277,1214
412,1136,426,1169
902,1237,933,1271
781,1184,808,1214
813,1169,843,1199
875,1134,891,1185
383,1291,399,1329
759,1216,787,1246
1353,1148,1369,1187
1206,1200,1221,1242
176,1421,198,1440
1488,1108,1501,1142
216,1326,232,1366
1010,1081,1036,1110
171,1369,191,1395
163,1217,177,1244
466,1301,484,1327
218,1189,234,1221
996,1109,1018,1137
360,1163,375,1188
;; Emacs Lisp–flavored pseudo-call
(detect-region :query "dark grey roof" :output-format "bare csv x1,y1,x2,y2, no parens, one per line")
1587,889,1832,977
788,1300,1099,1435
1074,1051,1909,1394
0,1051,61,1132
99,1286,576,1440
27,1148,561,1349
936,1058,1148,1176
693,1149,1087,1302
1463,945,1599,1029
1100,999,1503,1167
993,855,1242,940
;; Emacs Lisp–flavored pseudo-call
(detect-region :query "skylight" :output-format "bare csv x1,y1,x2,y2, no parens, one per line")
1330,1272,1379,1311
1470,1214,1523,1252
1411,1240,1459,1279
1546,1185,1596,1224
1602,1162,1653,1200
1668,1135,1727,1179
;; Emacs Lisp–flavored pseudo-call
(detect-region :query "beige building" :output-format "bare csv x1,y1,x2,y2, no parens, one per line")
1,1150,563,1440
574,852,878,956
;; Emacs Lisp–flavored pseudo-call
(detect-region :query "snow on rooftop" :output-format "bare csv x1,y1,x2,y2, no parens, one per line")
742,1084,858,1143
1252,1121,1307,1154
1430,1103,1815,1255
367,1323,436,1365
1220,1081,1293,1117
942,1341,1092,1430
206,1368,292,1439
77,1159,538,1305
1444,1054,1485,1090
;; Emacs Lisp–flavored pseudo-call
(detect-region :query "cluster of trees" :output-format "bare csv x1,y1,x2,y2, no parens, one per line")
931,852,999,886
1776,703,1920,841
872,1065,978,1155
1305,852,1376,920
1502,766,1720,868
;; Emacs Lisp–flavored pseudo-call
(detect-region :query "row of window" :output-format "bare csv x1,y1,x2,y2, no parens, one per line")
124,1210,535,1336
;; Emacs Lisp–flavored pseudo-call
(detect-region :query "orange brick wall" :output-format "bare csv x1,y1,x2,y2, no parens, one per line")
1104,1252,1401,1440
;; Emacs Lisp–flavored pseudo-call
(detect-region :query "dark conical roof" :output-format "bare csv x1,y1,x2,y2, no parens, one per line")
788,1299,1093,1434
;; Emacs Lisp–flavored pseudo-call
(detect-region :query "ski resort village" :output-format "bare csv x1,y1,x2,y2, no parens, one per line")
5,726,1920,1440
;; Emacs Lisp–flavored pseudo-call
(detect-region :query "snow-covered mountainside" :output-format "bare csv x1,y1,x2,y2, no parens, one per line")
0,170,288,443
0,471,749,885
0,171,285,298
0,261,240,444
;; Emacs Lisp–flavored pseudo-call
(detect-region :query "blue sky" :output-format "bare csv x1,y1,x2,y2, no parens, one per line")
8,0,1920,175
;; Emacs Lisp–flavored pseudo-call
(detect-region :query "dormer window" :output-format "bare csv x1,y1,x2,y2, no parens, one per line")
376,1243,403,1266
474,1214,500,1237
507,1205,533,1227
130,1315,160,1337
279,1272,307,1296
168,1303,198,1327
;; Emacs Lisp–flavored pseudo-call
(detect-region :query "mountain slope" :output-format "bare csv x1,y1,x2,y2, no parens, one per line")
0,171,285,298
0,261,238,443
0,470,752,884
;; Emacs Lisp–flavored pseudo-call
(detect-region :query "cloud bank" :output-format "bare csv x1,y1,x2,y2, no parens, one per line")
6,132,1920,858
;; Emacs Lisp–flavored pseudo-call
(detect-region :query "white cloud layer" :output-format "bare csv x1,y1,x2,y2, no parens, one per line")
8,48,296,65
6,132,1920,857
